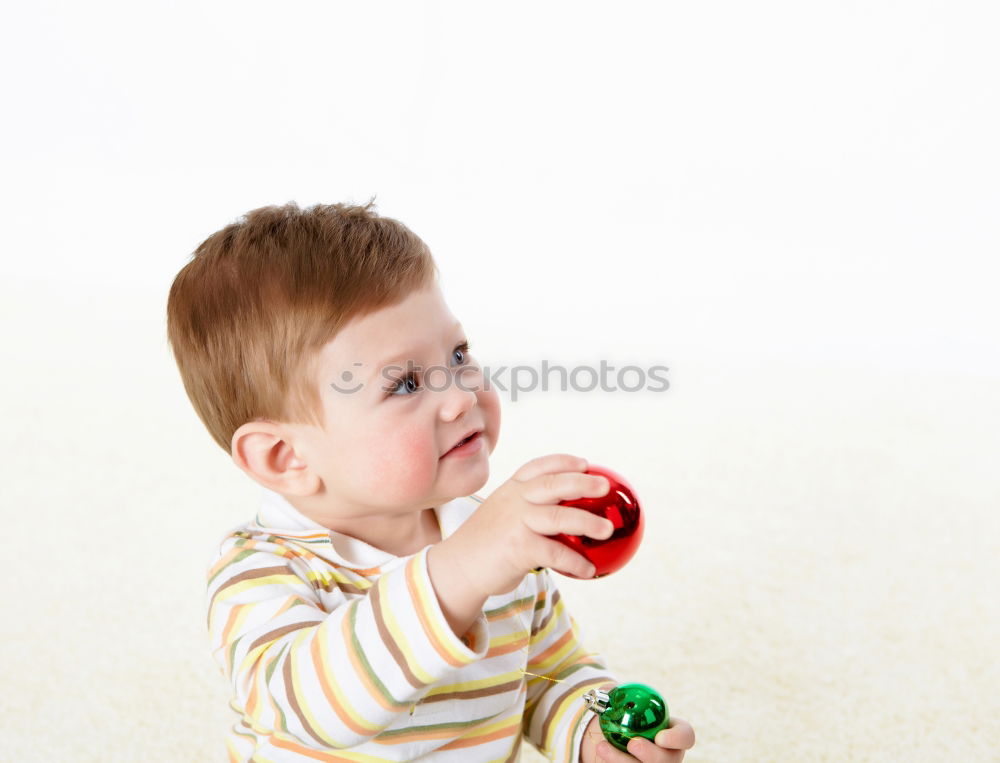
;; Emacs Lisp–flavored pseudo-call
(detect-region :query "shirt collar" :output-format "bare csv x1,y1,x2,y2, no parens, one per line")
253,486,479,570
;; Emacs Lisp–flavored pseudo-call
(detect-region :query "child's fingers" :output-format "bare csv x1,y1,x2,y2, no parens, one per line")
595,740,638,761
653,716,696,750
597,737,682,762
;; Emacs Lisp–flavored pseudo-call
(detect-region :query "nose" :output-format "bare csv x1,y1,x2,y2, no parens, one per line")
438,365,479,421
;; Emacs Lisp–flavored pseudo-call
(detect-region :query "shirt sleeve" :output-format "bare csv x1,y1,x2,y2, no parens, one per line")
205,534,490,751
520,569,620,763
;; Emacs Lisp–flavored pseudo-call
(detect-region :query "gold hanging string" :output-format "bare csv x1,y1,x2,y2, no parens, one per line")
512,580,608,752
513,580,567,684
518,668,566,683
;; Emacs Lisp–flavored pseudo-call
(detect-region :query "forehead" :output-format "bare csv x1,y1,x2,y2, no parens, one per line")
315,283,461,374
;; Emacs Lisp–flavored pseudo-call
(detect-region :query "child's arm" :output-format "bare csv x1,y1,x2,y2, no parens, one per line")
425,541,489,644
519,569,621,763
206,534,491,751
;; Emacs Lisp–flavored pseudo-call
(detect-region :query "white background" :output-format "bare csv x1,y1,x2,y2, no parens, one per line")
4,0,998,375
2,2,998,761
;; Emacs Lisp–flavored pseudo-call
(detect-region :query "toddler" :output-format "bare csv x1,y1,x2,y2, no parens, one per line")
166,201,693,761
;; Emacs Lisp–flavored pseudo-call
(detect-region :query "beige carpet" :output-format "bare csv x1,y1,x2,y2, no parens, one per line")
2,283,997,761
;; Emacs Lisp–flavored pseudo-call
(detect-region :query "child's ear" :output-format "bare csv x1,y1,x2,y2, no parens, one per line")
230,420,321,496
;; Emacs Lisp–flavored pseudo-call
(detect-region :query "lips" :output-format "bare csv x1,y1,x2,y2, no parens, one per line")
444,428,483,456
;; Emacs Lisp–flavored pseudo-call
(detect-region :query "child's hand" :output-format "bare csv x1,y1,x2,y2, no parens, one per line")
587,715,696,763
443,453,615,597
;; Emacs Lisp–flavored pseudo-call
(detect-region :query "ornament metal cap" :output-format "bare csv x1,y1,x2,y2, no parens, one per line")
582,688,611,714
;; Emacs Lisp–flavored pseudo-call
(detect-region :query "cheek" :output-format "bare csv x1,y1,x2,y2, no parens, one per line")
357,420,439,501
479,385,502,451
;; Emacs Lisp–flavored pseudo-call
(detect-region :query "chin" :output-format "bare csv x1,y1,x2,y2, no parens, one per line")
452,462,490,498
468,471,489,495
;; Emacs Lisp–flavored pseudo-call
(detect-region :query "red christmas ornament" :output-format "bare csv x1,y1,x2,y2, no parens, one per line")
554,465,643,578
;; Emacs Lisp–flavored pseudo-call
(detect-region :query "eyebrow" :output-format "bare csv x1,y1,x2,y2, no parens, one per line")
366,320,465,382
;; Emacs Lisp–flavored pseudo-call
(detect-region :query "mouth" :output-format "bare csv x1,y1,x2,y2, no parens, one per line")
443,429,483,457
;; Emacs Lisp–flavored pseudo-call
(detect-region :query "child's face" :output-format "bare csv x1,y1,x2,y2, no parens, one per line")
287,280,501,524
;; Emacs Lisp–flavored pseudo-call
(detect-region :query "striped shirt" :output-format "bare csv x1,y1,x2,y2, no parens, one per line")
206,487,619,762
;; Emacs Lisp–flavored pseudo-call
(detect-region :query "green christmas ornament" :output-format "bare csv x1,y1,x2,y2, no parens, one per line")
582,683,670,754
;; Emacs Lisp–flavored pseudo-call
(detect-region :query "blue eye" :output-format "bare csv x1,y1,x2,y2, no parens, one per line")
388,373,420,396
451,341,471,366
384,341,471,398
